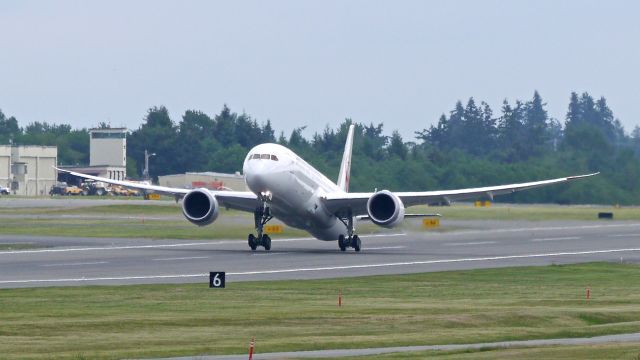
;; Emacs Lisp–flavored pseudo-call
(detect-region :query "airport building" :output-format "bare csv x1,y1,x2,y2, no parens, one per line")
0,145,58,196
59,128,128,183
158,171,247,191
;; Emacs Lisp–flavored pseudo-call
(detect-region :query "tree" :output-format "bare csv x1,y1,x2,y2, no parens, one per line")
522,91,550,157
214,105,236,147
0,109,21,143
128,106,179,177
387,130,407,160
176,110,218,172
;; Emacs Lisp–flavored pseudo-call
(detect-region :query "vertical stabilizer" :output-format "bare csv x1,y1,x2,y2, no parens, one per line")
337,124,355,192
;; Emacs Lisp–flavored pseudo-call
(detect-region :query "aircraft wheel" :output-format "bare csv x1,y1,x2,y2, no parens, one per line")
353,235,361,252
248,234,257,251
338,235,347,251
262,234,271,251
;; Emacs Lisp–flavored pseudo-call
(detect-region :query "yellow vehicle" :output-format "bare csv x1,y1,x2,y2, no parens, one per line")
64,185,83,196
111,185,140,197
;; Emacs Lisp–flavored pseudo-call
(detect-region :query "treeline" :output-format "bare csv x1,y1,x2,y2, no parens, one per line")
2,90,640,204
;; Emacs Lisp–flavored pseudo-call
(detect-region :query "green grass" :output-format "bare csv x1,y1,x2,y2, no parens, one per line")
412,203,639,221
2,262,640,359
0,202,636,239
0,217,311,239
0,203,182,216
0,243,41,250
0,216,382,240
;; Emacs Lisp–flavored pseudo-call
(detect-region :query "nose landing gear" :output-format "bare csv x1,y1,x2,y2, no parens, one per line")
248,192,273,251
248,233,271,251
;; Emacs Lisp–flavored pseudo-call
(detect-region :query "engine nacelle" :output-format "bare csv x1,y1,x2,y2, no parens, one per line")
366,190,405,228
181,188,219,226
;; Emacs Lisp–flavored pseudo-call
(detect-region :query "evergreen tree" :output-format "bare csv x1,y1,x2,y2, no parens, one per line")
387,130,407,159
522,91,550,157
214,105,236,147
0,109,21,143
128,106,179,177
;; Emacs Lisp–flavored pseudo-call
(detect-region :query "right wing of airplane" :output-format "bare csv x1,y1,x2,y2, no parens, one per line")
322,172,599,217
54,167,258,212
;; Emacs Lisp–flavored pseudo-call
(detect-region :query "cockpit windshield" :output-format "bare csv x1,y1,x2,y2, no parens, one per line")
248,153,279,161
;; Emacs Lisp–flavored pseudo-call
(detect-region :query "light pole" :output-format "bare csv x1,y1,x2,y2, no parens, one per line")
143,149,156,180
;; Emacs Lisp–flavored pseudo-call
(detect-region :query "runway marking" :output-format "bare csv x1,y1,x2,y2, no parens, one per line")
4,247,640,285
0,233,407,255
365,246,406,250
435,223,640,237
272,233,406,242
252,252,289,256
152,256,209,261
40,261,109,267
444,241,496,247
531,236,581,242
0,242,218,255
609,234,640,238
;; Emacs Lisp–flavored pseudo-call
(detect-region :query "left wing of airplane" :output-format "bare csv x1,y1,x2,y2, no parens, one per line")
322,172,599,216
54,167,258,212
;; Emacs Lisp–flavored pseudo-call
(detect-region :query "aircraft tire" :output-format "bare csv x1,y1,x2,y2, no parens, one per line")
248,234,257,251
338,235,347,251
353,235,361,252
263,234,271,251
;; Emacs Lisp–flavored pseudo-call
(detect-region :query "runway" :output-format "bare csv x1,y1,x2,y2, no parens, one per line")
2,218,640,288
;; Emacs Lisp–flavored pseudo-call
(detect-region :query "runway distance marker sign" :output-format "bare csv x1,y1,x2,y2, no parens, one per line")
265,224,284,233
209,272,225,288
422,218,440,229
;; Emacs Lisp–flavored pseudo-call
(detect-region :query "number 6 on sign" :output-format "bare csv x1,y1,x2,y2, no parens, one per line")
209,272,225,288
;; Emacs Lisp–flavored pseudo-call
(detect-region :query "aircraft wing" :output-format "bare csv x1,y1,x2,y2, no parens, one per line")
322,172,599,215
54,167,258,212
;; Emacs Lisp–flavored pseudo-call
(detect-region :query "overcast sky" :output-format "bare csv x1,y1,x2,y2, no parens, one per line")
1,1,639,139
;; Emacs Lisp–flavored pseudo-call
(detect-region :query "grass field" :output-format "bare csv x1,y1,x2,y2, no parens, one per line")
2,262,640,359
412,203,640,221
0,213,395,240
0,202,636,240
0,243,40,250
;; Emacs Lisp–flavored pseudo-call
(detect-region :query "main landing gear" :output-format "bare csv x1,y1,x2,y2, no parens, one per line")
248,193,273,251
337,211,361,252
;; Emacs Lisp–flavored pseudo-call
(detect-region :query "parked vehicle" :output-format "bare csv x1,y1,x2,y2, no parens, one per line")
49,182,69,196
111,185,140,196
81,180,110,196
0,185,10,195
49,182,83,196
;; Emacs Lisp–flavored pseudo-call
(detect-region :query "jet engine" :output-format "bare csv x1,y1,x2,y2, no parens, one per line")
181,188,219,226
366,190,405,228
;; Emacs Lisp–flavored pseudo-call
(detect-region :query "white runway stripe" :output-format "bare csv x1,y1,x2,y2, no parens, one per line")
0,233,407,255
608,233,640,238
40,261,108,267
364,246,406,250
152,256,209,261
531,236,581,242
437,223,640,237
444,241,497,246
3,247,640,285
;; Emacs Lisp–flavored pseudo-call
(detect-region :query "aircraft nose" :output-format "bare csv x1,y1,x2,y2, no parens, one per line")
244,160,269,192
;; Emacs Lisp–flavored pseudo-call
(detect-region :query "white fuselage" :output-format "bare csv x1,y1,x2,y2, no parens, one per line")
242,143,347,240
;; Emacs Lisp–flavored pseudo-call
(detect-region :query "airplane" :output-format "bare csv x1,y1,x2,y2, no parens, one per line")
56,124,598,252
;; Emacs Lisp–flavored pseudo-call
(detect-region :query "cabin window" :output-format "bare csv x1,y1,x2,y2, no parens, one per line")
251,154,261,159
271,155,279,161
261,154,270,159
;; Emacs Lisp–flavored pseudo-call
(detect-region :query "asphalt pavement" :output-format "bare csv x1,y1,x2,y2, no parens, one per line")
2,217,640,288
